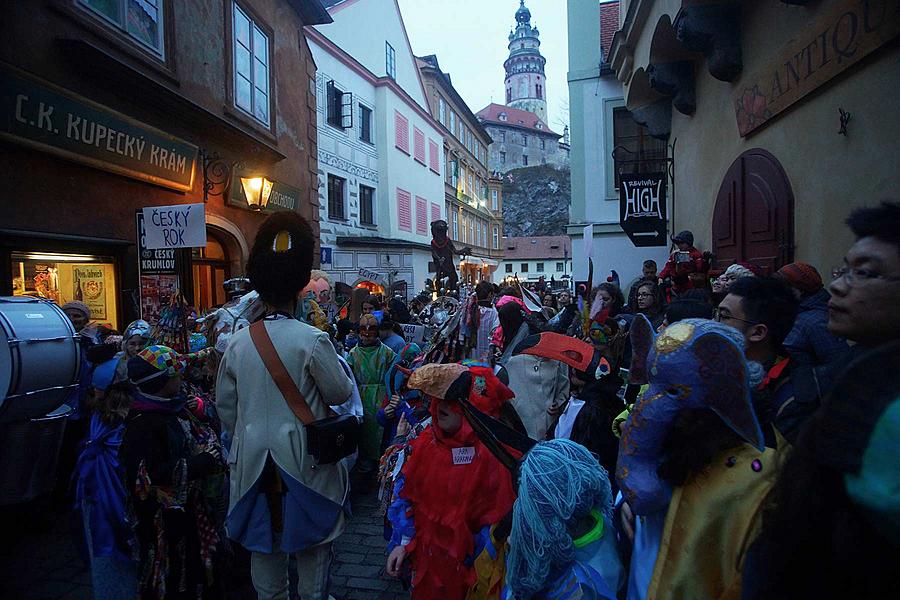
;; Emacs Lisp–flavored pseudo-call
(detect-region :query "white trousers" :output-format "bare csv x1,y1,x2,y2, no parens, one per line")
250,537,334,600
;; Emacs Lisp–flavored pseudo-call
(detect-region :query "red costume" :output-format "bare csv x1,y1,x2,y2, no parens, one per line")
400,366,517,599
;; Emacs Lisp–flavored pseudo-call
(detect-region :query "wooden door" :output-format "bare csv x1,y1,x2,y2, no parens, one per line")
712,149,794,275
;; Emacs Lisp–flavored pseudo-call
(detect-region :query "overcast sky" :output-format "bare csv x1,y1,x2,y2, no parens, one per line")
397,0,570,130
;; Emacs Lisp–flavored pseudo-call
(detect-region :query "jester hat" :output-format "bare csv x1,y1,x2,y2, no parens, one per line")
616,318,764,515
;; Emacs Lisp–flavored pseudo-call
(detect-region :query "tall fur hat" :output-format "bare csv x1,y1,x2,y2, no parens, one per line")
246,211,314,305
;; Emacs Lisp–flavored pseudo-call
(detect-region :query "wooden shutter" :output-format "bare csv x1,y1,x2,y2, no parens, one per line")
397,188,411,231
414,127,426,164
415,196,427,234
429,139,440,173
395,111,409,154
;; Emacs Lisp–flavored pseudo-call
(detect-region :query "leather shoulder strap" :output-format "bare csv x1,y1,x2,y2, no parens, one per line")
249,320,315,425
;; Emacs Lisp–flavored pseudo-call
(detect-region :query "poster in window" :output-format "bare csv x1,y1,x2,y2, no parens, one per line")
140,274,179,325
73,265,107,320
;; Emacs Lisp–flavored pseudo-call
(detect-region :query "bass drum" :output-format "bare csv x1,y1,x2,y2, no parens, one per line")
0,296,82,423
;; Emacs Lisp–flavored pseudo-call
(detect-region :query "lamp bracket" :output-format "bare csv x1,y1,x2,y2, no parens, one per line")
201,149,242,203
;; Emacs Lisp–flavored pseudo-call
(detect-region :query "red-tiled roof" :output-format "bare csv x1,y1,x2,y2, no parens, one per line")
476,103,560,137
600,1,620,62
502,236,571,260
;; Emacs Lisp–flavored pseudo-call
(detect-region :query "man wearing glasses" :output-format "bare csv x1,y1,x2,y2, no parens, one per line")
715,277,800,444
827,201,900,351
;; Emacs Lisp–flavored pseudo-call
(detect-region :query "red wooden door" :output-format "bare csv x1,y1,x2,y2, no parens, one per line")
712,149,794,275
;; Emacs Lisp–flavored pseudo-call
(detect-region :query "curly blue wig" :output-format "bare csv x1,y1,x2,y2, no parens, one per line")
506,438,614,599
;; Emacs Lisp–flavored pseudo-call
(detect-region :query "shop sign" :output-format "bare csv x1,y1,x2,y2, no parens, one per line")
734,0,900,137
136,212,177,274
142,203,206,249
358,267,386,286
400,323,426,345
0,66,198,191
619,173,668,247
229,174,302,213
136,210,180,325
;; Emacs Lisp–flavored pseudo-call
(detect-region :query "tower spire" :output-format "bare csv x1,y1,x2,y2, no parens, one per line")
504,0,547,123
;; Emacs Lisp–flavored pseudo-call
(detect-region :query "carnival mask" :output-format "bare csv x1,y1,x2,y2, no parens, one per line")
616,319,764,515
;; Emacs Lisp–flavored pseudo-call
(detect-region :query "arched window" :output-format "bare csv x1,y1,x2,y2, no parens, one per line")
536,84,542,98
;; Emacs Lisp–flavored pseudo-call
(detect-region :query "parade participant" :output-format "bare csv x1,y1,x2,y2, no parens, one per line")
743,341,900,599
122,346,227,600
717,277,801,443
634,281,666,330
469,280,500,362
114,319,151,381
348,313,396,483
617,319,775,600
827,201,900,351
557,289,572,307
505,439,623,599
385,363,516,599
215,211,355,600
658,231,703,295
773,261,848,366
541,292,558,318
63,300,93,333
73,358,138,600
594,283,625,318
625,260,658,309
302,269,337,322
378,318,408,354
377,343,424,447
499,302,569,440
362,294,381,318
711,263,755,305
555,366,625,494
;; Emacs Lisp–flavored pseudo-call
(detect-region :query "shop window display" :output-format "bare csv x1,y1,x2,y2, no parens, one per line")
11,251,118,327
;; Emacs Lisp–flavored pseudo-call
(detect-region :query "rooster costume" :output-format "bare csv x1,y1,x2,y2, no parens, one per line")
389,364,517,599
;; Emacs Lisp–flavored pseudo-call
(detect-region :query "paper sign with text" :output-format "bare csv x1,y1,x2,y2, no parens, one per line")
142,203,206,249
400,323,426,345
452,447,475,465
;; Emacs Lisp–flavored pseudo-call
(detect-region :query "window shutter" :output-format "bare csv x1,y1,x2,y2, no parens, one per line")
415,196,428,234
395,112,409,153
397,189,411,231
413,127,426,164
428,139,440,173
431,202,441,224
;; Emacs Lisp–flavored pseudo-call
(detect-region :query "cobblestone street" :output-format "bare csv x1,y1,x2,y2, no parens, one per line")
0,490,406,600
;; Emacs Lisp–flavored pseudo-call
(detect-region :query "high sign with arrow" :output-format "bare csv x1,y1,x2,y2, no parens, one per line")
619,172,668,247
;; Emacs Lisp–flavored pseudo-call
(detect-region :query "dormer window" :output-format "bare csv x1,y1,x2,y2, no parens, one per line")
536,123,543,129
499,112,508,122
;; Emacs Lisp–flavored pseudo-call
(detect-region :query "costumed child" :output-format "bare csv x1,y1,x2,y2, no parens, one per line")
657,230,704,296
115,319,152,382
122,345,227,600
385,363,517,599
348,313,396,482
616,319,778,600
505,439,623,599
72,357,139,600
377,342,423,448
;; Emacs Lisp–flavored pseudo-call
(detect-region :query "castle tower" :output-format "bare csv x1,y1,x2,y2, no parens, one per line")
503,0,547,123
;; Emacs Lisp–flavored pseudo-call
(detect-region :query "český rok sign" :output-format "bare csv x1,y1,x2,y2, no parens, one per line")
142,204,207,250
734,0,900,137
0,65,198,191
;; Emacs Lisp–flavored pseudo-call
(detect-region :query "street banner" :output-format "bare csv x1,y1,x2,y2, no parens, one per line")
619,173,667,247
142,203,206,249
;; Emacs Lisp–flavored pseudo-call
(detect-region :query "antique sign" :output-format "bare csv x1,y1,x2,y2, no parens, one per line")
72,265,108,320
142,203,207,250
735,0,900,137
358,267,386,286
619,173,668,248
0,65,198,191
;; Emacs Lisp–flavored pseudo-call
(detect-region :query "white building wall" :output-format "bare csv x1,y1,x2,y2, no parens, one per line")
310,0,444,296
498,258,573,283
566,0,668,285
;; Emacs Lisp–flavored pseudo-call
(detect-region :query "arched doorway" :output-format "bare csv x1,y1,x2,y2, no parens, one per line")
712,149,794,275
192,228,231,311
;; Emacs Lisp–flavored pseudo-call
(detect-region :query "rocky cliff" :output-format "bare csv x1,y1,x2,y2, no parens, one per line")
502,165,571,237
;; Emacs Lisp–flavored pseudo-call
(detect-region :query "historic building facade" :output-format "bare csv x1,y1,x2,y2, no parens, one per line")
608,0,900,276
498,235,572,288
477,104,566,173
417,55,504,283
310,0,446,299
1,0,330,325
